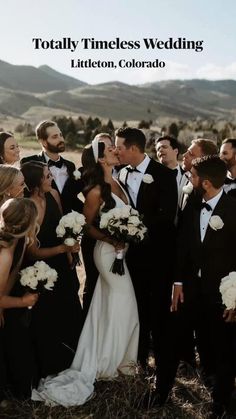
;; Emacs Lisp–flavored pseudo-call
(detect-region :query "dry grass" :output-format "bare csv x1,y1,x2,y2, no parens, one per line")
0,366,216,419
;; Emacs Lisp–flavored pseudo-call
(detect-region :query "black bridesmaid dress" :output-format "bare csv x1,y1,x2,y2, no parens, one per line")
4,193,84,399
30,192,84,378
2,238,29,400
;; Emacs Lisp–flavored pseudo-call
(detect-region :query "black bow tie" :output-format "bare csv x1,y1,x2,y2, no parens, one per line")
224,177,236,185
200,202,212,211
173,168,178,176
127,166,140,173
48,158,64,169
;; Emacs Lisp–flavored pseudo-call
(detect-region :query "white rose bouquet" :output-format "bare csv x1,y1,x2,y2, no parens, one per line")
20,261,58,308
56,210,86,267
100,205,148,275
219,271,236,310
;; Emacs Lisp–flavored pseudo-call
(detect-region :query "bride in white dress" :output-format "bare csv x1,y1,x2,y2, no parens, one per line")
32,135,139,406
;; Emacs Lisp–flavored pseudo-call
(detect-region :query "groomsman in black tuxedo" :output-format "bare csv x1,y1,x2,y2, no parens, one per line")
180,139,218,213
155,136,187,218
115,127,178,373
220,138,236,199
172,156,236,417
155,135,199,370
20,120,83,214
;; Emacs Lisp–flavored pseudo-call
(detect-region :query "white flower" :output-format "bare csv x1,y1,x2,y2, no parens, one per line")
64,238,77,246
127,225,138,236
100,214,110,229
130,208,139,216
56,224,66,237
120,205,132,218
56,211,85,237
222,288,236,310
182,182,193,195
19,261,58,291
142,174,154,184
219,271,236,309
44,279,55,291
73,169,81,180
209,215,224,231
128,215,140,226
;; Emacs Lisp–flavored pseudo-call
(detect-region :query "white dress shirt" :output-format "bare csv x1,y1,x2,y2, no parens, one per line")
44,153,68,194
180,176,192,211
200,189,223,242
126,154,150,207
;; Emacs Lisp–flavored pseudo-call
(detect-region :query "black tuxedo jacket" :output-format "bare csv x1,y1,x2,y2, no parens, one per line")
177,192,236,303
118,158,178,271
20,152,83,214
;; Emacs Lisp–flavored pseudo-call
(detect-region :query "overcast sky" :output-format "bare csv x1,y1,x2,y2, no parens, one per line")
1,0,236,84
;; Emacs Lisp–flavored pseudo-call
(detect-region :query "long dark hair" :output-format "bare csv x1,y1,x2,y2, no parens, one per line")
81,142,115,212
21,161,47,195
0,132,13,164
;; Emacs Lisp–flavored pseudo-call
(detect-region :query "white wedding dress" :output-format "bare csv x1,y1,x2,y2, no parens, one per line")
32,193,139,407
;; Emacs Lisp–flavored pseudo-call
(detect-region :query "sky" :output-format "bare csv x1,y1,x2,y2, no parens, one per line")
1,0,236,85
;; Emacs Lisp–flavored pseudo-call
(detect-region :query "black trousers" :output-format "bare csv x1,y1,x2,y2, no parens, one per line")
179,280,235,406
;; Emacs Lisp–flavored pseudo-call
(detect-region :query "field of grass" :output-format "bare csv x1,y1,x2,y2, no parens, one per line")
0,366,215,419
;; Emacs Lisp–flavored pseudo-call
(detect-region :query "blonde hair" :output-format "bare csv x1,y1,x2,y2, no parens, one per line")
0,198,38,248
0,165,20,206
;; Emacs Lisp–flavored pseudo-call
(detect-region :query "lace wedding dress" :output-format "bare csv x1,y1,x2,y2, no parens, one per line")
32,193,139,406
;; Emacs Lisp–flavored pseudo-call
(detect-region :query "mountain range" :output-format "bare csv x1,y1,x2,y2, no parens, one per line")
0,59,236,122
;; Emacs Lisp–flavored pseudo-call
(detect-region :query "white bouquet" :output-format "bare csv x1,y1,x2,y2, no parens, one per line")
100,205,148,275
219,272,236,310
56,210,86,267
20,261,58,308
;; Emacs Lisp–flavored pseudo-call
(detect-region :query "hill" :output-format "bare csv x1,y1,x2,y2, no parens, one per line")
0,60,236,121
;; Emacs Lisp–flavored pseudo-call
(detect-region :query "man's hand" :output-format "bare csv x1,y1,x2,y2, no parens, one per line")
171,284,184,312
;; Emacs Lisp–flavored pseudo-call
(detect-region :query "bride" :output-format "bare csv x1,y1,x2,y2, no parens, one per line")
32,135,139,406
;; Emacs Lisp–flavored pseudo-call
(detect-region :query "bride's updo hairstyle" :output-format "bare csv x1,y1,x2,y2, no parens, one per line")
82,141,116,212
0,198,38,248
21,161,47,195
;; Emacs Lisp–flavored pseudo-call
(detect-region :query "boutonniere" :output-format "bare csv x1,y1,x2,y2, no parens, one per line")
182,182,193,195
142,174,154,184
73,169,81,180
209,215,224,231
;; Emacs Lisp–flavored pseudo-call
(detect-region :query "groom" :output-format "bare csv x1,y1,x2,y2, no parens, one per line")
115,127,177,373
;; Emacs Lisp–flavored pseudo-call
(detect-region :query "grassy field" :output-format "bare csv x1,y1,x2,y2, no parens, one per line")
0,367,215,419
3,149,235,418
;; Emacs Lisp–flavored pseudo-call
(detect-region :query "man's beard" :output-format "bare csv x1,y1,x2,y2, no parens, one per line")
46,141,65,153
195,182,205,197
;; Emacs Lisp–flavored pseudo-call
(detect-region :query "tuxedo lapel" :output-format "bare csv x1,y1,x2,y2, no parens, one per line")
193,206,201,247
179,173,189,209
118,169,135,208
136,160,154,210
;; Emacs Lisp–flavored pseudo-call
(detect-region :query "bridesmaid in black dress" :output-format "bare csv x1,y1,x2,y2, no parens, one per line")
21,161,84,379
0,198,39,401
